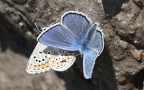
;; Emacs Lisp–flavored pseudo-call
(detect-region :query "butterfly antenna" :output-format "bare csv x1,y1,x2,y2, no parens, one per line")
34,23,43,32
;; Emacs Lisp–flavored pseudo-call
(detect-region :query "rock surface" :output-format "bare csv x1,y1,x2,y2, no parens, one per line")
0,0,143,90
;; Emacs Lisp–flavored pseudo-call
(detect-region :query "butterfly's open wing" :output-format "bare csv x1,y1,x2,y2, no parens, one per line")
82,23,104,79
88,23,104,55
37,23,78,51
38,11,91,50
83,50,98,79
26,42,77,74
62,11,91,41
84,23,104,55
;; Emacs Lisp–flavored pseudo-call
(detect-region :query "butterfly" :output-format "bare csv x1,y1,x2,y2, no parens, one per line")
26,42,77,74
37,11,104,79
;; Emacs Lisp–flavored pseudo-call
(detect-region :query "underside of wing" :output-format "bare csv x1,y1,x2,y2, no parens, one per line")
49,49,78,71
26,42,78,74
26,42,51,74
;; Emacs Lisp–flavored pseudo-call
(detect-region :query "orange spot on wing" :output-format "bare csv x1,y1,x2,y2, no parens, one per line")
33,65,37,69
59,62,64,65
29,64,33,68
62,56,69,60
37,65,41,69
41,64,45,68
52,61,56,64
57,63,62,66
45,63,49,67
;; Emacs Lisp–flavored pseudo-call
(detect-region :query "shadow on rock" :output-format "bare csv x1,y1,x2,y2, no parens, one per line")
132,69,144,89
102,0,129,18
0,29,34,58
56,48,117,90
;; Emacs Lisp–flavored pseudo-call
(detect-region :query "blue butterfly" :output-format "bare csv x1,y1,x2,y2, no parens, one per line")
37,11,104,79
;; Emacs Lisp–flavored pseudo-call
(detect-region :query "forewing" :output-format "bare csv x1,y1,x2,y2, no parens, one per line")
37,23,78,51
62,11,91,40
83,50,98,79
